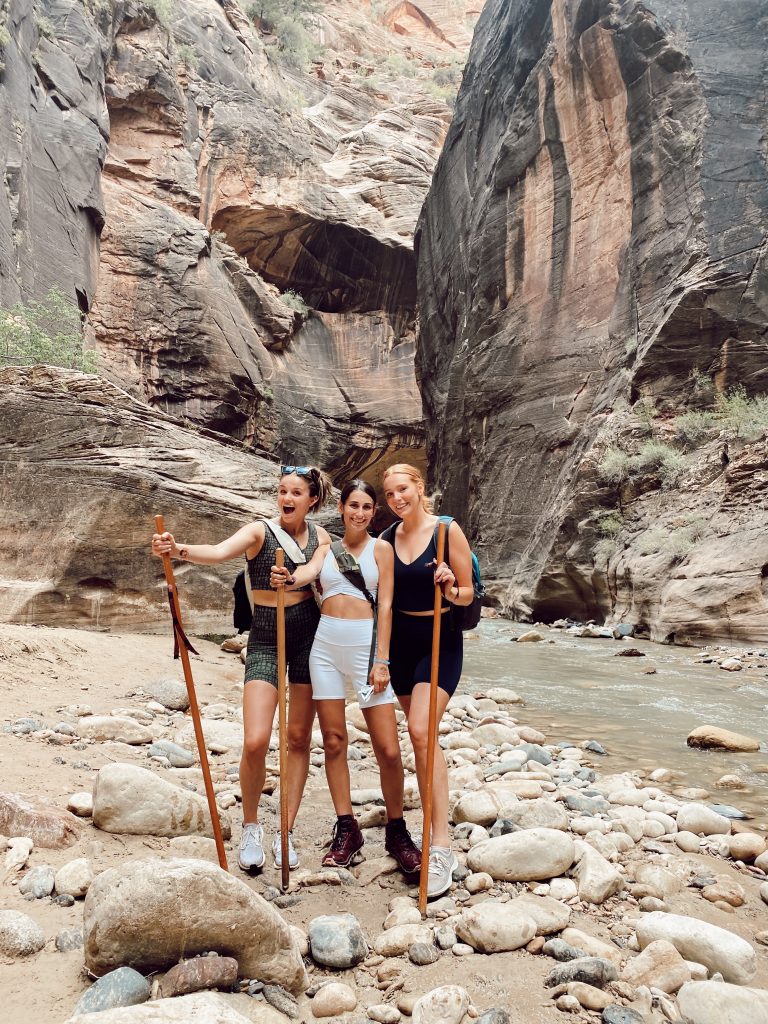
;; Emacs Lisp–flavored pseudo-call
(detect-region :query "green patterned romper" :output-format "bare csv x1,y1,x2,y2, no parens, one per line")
243,521,321,686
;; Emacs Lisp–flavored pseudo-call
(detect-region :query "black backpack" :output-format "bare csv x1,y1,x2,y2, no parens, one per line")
381,515,485,630
233,570,252,633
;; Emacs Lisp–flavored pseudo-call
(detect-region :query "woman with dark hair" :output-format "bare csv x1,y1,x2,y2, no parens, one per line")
303,479,421,875
152,465,332,874
381,462,474,898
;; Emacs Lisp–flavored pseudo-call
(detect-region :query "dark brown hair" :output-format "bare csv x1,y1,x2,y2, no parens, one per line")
340,478,377,505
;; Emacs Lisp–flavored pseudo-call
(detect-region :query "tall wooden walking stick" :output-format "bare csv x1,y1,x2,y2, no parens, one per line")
154,515,229,872
275,548,290,892
419,520,447,914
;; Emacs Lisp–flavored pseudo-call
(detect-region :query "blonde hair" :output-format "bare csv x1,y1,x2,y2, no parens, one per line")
383,463,432,512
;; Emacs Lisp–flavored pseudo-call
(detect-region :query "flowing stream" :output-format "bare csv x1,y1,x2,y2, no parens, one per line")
462,620,768,829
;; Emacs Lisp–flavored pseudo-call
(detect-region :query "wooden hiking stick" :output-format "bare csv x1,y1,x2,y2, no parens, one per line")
154,515,228,872
419,520,447,914
275,548,290,892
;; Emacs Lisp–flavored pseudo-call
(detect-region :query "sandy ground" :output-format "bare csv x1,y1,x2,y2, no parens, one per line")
0,624,766,1024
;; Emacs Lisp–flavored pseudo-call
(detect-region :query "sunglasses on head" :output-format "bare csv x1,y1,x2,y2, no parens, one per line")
281,465,313,477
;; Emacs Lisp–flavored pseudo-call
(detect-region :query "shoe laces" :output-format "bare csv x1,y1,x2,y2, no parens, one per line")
241,824,263,852
330,819,355,846
428,847,450,871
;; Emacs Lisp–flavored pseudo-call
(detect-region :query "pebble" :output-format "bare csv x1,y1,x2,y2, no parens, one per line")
542,938,587,962
368,1004,401,1023
67,792,93,817
148,740,196,768
158,955,238,998
55,928,84,953
555,993,581,1012
72,966,151,1015
544,957,618,989
601,1008,644,1024
434,925,457,950
412,984,470,1023
311,981,356,1017
452,942,475,956
55,857,93,898
263,983,299,1018
308,914,368,969
566,981,612,1010
144,677,190,711
409,941,440,965
476,1012,510,1024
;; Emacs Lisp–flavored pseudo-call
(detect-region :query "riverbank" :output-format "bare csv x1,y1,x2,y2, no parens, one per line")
0,623,766,1023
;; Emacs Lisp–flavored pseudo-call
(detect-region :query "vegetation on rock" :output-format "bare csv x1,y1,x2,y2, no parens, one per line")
0,289,96,372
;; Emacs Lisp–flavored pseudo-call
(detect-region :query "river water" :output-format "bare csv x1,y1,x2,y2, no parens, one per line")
461,620,768,829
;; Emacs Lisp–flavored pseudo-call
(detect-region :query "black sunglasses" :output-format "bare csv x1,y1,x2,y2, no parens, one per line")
281,465,313,477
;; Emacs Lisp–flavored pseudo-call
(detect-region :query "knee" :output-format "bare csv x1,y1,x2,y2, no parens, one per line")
287,726,312,755
408,719,428,753
375,740,402,769
242,731,270,762
323,728,348,760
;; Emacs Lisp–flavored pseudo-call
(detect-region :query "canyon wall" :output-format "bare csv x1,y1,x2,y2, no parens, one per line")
0,0,476,627
418,0,768,643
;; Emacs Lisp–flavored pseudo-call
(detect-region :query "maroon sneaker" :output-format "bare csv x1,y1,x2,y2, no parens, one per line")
385,818,421,875
322,817,364,868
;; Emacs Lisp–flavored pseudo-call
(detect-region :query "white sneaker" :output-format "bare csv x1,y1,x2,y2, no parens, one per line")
272,831,299,870
427,846,458,898
238,822,265,872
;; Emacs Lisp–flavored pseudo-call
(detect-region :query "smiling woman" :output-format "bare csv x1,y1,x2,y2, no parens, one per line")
151,465,332,875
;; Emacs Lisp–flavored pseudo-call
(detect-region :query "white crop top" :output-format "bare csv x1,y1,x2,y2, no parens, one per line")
319,537,378,604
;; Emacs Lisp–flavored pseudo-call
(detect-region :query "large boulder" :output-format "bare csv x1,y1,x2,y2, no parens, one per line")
467,828,575,881
635,913,756,985
677,980,768,1024
0,909,46,957
82,859,306,993
0,791,80,848
92,763,231,839
64,992,264,1023
686,726,760,752
455,902,536,952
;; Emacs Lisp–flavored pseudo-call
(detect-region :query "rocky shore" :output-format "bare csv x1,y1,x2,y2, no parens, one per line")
0,624,766,1023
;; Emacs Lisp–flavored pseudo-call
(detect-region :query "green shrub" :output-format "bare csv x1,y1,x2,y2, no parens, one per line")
174,42,197,69
675,410,717,448
144,0,173,26
716,385,768,441
630,440,685,482
635,524,696,560
0,25,11,49
384,53,417,79
593,538,619,565
596,511,623,537
0,288,96,372
249,0,323,69
281,289,310,318
599,447,631,484
34,12,54,38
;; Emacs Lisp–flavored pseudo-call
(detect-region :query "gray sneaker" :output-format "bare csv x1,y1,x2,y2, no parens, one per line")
238,822,265,872
272,831,299,870
427,846,458,899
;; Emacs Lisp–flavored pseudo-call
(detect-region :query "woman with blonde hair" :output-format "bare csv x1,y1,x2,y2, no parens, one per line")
152,465,332,874
381,462,474,898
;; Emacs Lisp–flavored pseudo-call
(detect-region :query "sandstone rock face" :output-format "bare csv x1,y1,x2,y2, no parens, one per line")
83,858,307,993
92,763,231,839
417,0,768,643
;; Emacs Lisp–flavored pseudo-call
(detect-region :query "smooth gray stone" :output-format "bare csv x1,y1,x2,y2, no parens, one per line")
602,1008,645,1024
12,718,42,734
707,803,750,820
408,941,440,965
263,984,299,1019
583,740,607,755
56,928,84,952
73,967,150,1014
477,1012,511,1024
489,818,520,838
544,957,618,989
564,793,611,814
517,742,551,765
19,865,55,899
308,913,367,969
148,740,195,768
542,938,588,962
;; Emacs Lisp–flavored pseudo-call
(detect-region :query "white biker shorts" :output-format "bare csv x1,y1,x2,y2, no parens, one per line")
309,615,395,709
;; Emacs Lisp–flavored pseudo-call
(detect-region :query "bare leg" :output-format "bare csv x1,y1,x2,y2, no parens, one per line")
286,682,316,830
316,699,352,816
363,703,404,820
240,680,278,823
402,683,452,847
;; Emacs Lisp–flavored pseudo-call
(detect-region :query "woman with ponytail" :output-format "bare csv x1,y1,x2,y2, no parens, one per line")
308,479,421,875
381,463,474,898
152,465,333,874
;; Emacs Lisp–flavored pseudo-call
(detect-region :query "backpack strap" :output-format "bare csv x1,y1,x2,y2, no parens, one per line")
379,522,398,545
433,515,454,561
330,541,378,673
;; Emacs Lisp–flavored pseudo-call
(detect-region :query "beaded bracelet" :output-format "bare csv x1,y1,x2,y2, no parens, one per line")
373,658,390,665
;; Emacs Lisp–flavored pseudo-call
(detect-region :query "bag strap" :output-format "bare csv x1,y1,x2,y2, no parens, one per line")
330,541,376,608
263,519,307,565
243,562,254,611
331,541,378,673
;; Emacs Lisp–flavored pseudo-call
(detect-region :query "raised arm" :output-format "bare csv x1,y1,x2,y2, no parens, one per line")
151,521,265,565
434,520,474,607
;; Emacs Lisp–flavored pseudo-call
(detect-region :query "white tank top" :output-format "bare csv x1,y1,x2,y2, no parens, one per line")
319,537,378,604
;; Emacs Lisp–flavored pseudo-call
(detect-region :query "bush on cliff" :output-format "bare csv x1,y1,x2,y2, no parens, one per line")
0,289,96,372
249,0,323,70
